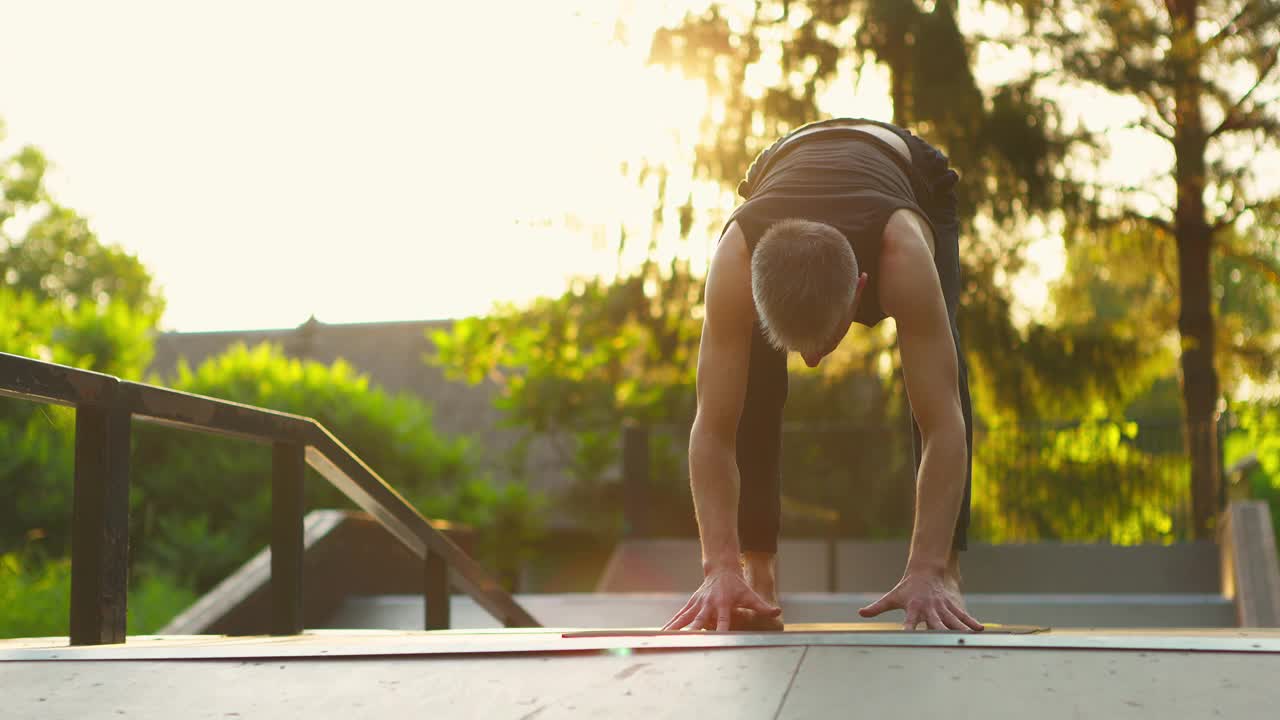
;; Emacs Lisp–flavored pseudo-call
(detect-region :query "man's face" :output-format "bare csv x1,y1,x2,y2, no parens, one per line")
801,272,867,368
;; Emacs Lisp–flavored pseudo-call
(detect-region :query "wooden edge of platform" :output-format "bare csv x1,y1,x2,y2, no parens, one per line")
562,623,1049,637
3,627,1280,661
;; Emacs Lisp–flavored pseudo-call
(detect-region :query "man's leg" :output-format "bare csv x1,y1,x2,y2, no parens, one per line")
735,319,788,628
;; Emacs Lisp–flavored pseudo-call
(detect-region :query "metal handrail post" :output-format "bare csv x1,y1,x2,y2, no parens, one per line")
69,398,132,645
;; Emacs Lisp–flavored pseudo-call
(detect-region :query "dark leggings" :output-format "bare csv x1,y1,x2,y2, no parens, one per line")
735,131,974,554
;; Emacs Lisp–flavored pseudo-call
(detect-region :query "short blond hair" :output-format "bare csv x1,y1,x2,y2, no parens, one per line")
751,219,858,354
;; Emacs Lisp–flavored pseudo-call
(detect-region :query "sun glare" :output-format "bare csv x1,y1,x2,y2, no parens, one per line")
0,0,1200,331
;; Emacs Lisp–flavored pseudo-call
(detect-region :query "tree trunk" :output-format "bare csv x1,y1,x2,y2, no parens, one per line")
888,36,909,126
1169,0,1221,538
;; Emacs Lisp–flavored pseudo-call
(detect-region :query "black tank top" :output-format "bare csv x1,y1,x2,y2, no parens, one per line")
725,122,937,328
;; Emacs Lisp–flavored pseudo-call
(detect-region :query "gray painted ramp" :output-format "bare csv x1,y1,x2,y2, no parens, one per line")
2,636,1278,719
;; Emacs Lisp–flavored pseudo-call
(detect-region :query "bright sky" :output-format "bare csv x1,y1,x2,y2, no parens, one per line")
0,1,722,330
2,0,1240,333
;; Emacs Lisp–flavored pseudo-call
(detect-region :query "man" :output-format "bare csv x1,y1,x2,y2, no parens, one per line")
662,118,983,633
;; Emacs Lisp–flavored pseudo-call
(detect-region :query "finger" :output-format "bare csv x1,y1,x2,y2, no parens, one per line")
859,592,897,618
673,594,697,617
946,601,985,632
664,595,697,628
902,608,921,631
716,605,732,632
937,605,968,632
662,603,694,631
663,602,700,631
691,605,714,632
925,608,947,631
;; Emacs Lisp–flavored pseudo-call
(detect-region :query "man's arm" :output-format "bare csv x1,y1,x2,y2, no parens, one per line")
858,223,982,631
662,222,781,631
688,223,755,574
885,247,967,574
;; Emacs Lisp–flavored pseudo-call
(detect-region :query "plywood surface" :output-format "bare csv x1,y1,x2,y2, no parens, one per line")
2,644,1277,720
3,626,1279,661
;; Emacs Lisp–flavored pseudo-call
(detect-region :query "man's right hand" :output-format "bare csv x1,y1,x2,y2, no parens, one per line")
661,568,781,632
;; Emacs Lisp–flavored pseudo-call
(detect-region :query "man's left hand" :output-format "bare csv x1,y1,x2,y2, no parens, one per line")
858,572,984,631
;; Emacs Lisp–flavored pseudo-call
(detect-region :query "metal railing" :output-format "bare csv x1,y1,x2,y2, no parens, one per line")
0,351,540,645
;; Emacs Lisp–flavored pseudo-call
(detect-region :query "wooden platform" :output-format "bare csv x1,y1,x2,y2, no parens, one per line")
2,627,1278,719
2,625,1278,661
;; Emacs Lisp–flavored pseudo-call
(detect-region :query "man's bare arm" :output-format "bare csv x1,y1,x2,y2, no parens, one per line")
662,223,781,631
858,224,982,631
689,222,755,573
880,227,967,573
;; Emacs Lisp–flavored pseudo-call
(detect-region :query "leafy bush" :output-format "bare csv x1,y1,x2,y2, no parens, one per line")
1225,401,1280,540
0,540,196,638
131,342,542,591
0,287,157,557
971,419,1191,543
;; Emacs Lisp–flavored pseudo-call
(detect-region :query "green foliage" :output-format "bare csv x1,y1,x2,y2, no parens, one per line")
420,479,547,590
434,259,704,430
991,0,1280,527
1216,222,1280,387
0,541,196,638
971,419,1191,543
0,542,68,638
1224,400,1280,540
1,127,163,322
430,256,901,537
3,335,541,627
961,261,1165,422
130,342,532,591
645,1,1171,426
127,570,201,635
1051,220,1280,403
0,121,163,558
1,120,540,627
1234,404,1280,480
0,286,157,557
432,261,703,537
0,286,154,378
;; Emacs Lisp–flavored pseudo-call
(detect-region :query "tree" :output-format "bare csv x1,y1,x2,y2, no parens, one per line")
645,1,1161,420
1,118,165,555
649,0,1280,536
990,0,1280,536
1,120,163,323
432,259,703,535
0,287,157,555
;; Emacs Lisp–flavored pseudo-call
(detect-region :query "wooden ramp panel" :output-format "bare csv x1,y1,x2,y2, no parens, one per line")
2,635,1278,719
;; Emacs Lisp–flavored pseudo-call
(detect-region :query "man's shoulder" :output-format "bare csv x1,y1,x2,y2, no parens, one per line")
706,221,757,329
714,221,750,264
877,214,943,323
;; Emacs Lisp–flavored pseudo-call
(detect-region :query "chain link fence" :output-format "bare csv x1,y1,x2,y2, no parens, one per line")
621,416,1222,543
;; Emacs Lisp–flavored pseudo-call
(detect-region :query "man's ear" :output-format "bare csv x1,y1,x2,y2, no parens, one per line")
850,272,869,318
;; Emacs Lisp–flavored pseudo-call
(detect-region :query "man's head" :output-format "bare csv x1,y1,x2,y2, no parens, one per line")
751,218,867,367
